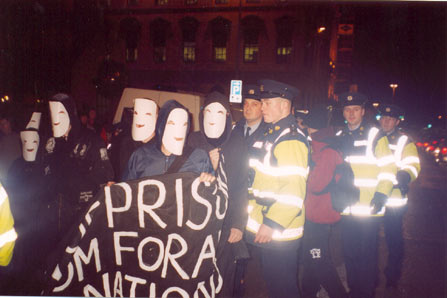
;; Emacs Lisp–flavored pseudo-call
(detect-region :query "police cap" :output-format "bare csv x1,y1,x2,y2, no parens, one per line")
242,84,261,101
378,104,404,119
338,92,368,108
259,79,300,101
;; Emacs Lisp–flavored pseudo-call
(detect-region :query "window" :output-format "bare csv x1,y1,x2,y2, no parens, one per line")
244,44,258,62
179,17,199,63
154,47,166,63
119,17,141,63
150,18,171,63
275,16,294,64
214,47,226,62
126,48,138,62
156,0,168,5
207,17,231,63
276,47,292,63
183,42,195,62
241,15,264,63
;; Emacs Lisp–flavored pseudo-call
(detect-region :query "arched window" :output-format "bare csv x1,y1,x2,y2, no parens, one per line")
179,17,199,63
119,17,141,62
241,15,266,63
150,18,172,63
207,17,231,62
275,16,295,64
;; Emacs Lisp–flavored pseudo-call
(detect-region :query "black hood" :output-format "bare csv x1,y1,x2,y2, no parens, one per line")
199,91,233,148
49,93,81,139
155,100,191,151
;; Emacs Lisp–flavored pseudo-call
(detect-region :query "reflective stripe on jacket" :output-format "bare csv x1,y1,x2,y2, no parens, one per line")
337,124,396,216
0,183,17,266
385,130,420,207
246,115,309,241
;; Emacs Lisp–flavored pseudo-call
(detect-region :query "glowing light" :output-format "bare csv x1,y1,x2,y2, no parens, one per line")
318,27,326,33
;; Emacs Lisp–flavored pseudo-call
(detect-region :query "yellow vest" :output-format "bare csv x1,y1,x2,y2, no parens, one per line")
0,183,17,266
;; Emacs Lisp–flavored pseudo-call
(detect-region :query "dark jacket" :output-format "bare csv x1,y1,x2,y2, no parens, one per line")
305,127,342,224
233,118,268,149
46,127,114,205
122,142,211,181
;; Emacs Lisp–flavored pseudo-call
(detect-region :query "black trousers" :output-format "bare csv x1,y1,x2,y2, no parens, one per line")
341,216,381,298
384,205,407,286
301,221,348,298
260,243,301,298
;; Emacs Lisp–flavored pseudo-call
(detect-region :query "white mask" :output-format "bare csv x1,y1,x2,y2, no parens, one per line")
49,101,70,138
25,112,42,130
132,98,157,141
162,108,188,156
20,131,40,162
203,102,227,139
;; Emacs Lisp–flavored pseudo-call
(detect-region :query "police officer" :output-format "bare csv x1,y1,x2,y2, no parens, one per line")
233,84,267,148
46,93,114,239
378,104,420,289
245,79,308,298
336,92,396,298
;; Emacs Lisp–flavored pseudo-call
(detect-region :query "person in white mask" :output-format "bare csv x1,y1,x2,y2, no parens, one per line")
123,100,212,181
25,112,42,130
46,93,114,239
112,98,158,181
187,91,249,298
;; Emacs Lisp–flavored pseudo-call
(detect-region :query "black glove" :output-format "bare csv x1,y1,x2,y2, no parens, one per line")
396,171,411,196
370,192,388,215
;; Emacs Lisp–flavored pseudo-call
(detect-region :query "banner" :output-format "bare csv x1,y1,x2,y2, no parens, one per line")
44,171,228,297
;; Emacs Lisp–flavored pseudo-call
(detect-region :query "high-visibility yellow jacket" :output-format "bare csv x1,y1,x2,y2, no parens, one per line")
385,129,420,207
0,182,17,266
246,115,309,242
336,123,397,216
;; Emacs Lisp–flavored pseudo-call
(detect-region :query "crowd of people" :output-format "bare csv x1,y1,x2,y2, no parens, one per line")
0,79,420,298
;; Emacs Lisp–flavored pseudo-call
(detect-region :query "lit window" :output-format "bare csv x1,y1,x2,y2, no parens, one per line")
183,42,196,62
214,47,226,62
244,44,259,62
276,46,292,63
154,47,166,63
126,48,138,62
156,0,168,5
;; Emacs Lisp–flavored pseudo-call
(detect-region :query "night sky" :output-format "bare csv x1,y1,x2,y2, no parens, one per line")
349,3,445,127
1,1,445,129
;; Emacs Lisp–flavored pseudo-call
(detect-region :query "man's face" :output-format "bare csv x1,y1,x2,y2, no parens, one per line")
379,115,400,133
261,97,283,124
243,98,262,124
343,105,364,128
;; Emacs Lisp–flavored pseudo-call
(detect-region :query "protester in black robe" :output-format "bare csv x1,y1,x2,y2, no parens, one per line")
45,93,114,241
187,91,249,297
4,127,54,295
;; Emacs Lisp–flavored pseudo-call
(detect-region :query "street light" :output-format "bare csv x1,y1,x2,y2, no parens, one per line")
389,83,398,101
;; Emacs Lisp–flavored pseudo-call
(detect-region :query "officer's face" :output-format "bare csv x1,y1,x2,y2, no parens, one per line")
261,97,284,124
343,105,364,128
379,115,400,133
243,98,262,124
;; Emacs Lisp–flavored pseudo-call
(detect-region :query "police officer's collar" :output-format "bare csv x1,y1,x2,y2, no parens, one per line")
266,114,295,134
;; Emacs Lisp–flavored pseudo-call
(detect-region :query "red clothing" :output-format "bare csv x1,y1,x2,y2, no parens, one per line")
305,127,342,224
